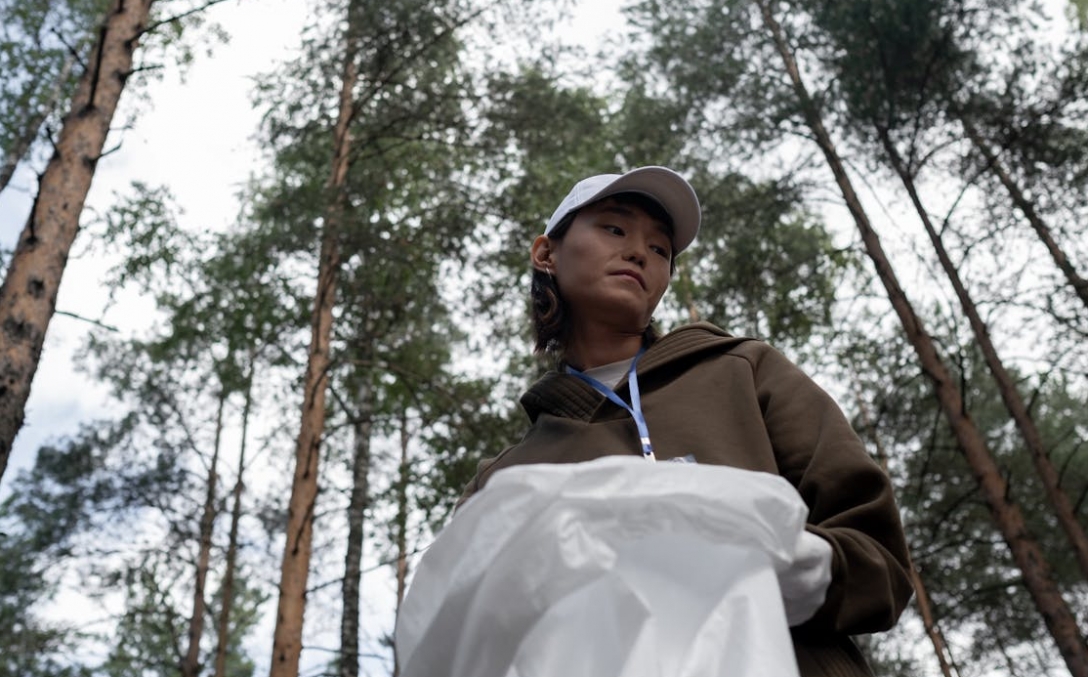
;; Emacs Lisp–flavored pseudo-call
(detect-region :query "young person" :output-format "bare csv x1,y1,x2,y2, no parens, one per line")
457,166,913,677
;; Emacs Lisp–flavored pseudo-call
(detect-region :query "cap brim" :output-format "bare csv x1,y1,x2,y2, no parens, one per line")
552,166,701,253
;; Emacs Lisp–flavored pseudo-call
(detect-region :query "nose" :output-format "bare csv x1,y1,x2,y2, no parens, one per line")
623,238,648,268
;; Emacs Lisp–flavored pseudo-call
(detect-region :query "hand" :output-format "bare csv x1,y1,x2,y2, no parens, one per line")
778,529,833,626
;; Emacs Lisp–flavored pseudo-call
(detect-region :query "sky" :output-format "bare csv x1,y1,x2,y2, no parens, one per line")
2,1,1083,675
0,0,624,672
0,0,310,482
0,0,634,488
2,0,1080,495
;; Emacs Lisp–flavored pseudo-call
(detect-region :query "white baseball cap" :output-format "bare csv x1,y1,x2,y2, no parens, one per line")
543,166,701,253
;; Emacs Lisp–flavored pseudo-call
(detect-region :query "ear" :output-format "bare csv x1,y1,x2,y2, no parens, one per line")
530,235,555,273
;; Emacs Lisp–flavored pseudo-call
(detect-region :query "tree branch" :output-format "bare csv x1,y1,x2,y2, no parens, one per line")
142,0,234,36
54,309,120,332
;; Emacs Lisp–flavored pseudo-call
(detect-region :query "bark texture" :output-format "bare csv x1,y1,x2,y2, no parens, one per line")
909,564,960,677
0,0,153,482
755,4,1088,675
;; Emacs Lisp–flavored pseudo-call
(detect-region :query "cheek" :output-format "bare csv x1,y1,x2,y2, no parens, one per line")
556,248,596,281
650,264,672,292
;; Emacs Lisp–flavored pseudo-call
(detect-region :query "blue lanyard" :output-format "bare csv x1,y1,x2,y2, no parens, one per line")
568,348,655,461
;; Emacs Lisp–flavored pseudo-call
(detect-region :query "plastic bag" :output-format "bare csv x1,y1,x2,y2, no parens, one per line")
396,456,809,677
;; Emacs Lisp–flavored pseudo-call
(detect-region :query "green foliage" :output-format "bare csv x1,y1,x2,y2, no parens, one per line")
800,0,977,133
11,0,1087,673
1074,0,1088,28
473,60,851,352
678,171,852,345
625,0,803,153
0,0,110,171
469,65,620,346
0,418,181,676
2,418,146,555
249,0,508,465
961,33,1088,213
0,520,92,677
207,567,266,677
854,631,927,677
99,554,188,677
847,322,1088,675
0,0,228,187
99,182,201,306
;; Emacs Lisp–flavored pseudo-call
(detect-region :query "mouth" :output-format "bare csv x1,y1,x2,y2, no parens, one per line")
611,270,646,290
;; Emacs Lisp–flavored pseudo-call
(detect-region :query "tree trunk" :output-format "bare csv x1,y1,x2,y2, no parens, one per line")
855,393,959,677
674,259,701,323
959,116,1088,312
0,55,76,196
754,4,1088,675
393,411,411,677
181,391,226,677
268,3,361,674
339,380,373,677
213,376,253,677
0,0,154,483
878,128,1088,582
909,564,960,677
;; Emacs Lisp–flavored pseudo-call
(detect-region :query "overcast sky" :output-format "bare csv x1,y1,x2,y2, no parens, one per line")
0,0,622,670
0,0,310,483
0,0,634,485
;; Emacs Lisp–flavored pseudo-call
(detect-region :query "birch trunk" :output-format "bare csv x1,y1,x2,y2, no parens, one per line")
0,0,154,482
755,4,1088,675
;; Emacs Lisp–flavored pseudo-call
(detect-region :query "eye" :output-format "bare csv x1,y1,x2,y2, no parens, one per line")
602,224,625,236
651,245,671,258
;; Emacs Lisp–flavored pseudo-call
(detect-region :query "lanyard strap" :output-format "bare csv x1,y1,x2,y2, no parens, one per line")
568,348,656,462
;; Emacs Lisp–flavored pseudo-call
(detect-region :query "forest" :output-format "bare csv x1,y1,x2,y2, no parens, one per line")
1,0,1087,675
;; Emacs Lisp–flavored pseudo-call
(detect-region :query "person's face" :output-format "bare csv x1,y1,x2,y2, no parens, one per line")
531,198,673,333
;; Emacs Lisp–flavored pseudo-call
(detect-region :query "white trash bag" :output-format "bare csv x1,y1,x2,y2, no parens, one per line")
395,456,817,677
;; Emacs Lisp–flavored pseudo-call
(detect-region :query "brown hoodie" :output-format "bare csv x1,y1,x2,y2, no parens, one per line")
459,322,914,677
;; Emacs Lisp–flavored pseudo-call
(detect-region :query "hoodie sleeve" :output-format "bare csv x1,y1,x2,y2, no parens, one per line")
743,342,914,635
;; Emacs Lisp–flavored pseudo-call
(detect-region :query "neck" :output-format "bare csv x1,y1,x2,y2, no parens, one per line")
565,325,645,370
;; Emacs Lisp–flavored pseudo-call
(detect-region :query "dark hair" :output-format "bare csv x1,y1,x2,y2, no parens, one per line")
531,192,675,356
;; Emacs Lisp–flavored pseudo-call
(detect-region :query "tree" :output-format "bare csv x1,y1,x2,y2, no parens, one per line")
957,69,1088,315
266,0,361,667
0,0,111,194
752,4,1088,672
0,0,235,483
627,0,1088,672
0,454,97,677
257,0,525,672
0,0,155,484
801,0,1088,583
847,320,1088,674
